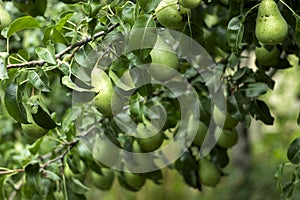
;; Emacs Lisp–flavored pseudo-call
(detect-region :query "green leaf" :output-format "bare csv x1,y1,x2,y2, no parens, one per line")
139,0,160,12
56,12,74,31
28,137,44,155
68,178,90,195
249,100,274,125
122,2,136,26
4,83,28,123
245,82,270,98
44,170,61,182
144,170,163,184
226,16,244,55
175,152,200,190
210,146,229,168
23,162,52,199
28,69,50,92
7,16,40,38
32,104,57,129
287,138,300,164
61,76,93,92
129,14,157,51
282,180,295,200
35,46,56,65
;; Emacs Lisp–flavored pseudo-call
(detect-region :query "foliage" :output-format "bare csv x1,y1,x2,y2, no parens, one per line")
0,0,299,199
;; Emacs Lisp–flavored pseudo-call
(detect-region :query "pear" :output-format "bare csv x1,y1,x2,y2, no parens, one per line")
155,0,189,30
0,5,12,30
255,0,288,45
149,36,179,81
92,68,114,116
255,45,280,67
198,158,221,187
179,0,201,9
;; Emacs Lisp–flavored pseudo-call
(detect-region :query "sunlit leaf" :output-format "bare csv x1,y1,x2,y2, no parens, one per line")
28,69,50,92
35,46,56,65
7,16,40,38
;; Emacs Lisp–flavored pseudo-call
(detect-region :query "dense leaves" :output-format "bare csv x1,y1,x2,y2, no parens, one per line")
0,0,299,199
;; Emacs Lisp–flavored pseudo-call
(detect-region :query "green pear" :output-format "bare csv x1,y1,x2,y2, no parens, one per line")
92,68,114,117
192,121,208,147
0,5,12,30
90,168,115,190
255,45,280,67
123,172,145,191
155,0,189,29
149,36,179,81
136,123,164,152
198,158,221,187
255,0,288,45
21,112,48,139
179,0,201,9
213,105,238,130
214,127,238,148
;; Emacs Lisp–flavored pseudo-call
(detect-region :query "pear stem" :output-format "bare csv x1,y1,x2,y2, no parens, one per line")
241,4,260,24
279,0,296,16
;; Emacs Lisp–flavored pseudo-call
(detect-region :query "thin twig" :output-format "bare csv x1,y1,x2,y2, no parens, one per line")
0,168,25,175
40,139,79,169
6,24,118,69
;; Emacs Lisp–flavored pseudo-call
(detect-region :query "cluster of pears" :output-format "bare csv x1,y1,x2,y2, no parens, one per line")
255,0,287,68
192,106,239,152
190,105,239,187
65,141,149,193
155,0,201,29
92,36,181,117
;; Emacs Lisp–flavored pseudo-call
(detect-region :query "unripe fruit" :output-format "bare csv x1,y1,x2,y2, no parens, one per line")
21,122,49,139
92,68,114,117
136,123,164,152
192,121,208,147
198,158,221,187
149,36,179,81
255,45,280,67
0,5,12,30
123,172,146,191
179,0,201,9
90,168,115,191
21,111,48,139
214,127,238,148
155,0,189,29
255,0,288,45
213,106,238,130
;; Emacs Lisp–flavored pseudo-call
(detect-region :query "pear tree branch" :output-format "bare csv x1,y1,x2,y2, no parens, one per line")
6,24,118,69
